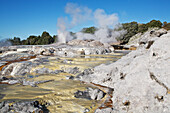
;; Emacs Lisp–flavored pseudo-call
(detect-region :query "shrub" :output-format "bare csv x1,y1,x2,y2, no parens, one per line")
147,20,162,28
163,22,170,30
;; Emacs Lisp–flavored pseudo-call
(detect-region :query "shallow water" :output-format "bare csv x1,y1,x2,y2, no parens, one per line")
0,51,128,113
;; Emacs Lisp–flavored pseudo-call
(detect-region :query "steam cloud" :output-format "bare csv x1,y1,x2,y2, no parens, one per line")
0,39,12,47
57,3,126,44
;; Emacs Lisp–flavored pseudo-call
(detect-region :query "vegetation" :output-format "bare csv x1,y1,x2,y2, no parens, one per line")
147,20,162,28
8,37,21,45
80,20,165,44
119,20,164,44
121,22,139,44
9,31,56,45
8,20,168,46
163,22,170,30
81,26,97,34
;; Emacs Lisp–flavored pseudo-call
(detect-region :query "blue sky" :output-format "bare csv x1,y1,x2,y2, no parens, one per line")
0,0,170,40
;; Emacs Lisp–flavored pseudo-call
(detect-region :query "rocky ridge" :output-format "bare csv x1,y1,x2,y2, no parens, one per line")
77,28,170,113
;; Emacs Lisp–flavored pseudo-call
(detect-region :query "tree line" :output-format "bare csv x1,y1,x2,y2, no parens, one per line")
82,20,169,44
8,31,57,45
8,20,170,45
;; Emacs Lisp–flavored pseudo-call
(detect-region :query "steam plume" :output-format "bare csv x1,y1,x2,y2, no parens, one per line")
57,3,126,44
65,3,92,27
94,9,118,28
57,17,70,43
0,38,12,47
57,3,92,43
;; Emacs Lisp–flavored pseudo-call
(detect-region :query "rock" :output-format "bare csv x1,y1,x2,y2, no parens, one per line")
1,61,32,76
36,80,54,84
22,80,37,87
0,100,49,113
67,39,114,54
65,67,80,74
65,76,74,80
68,39,106,47
0,76,9,81
0,57,49,77
97,90,105,100
84,108,90,113
127,28,167,48
89,88,99,100
80,30,170,112
150,28,167,37
74,88,106,100
76,68,94,80
89,40,104,47
1,80,20,85
22,79,53,87
0,101,5,109
74,90,91,100
0,52,34,62
33,101,39,107
68,39,87,46
95,108,113,113
88,88,106,100
34,67,50,74
0,106,9,113
33,67,63,74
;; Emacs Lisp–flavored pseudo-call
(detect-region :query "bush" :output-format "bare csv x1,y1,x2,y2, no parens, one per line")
147,20,162,28
163,22,170,30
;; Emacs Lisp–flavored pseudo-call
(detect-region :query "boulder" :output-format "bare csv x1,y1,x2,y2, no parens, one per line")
150,28,167,37
74,87,106,100
127,28,168,48
0,61,32,76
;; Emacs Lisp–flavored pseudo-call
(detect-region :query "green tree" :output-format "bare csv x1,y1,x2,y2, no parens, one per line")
163,22,170,30
25,36,38,45
8,37,21,45
147,20,162,28
53,35,58,43
81,27,97,34
38,31,54,45
41,31,50,38
138,24,148,33
21,40,27,45
121,22,138,44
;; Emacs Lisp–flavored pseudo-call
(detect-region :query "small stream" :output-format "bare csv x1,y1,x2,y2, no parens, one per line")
0,51,128,113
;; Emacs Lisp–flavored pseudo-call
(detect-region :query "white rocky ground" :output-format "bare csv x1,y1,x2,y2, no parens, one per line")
0,29,170,113
79,29,170,113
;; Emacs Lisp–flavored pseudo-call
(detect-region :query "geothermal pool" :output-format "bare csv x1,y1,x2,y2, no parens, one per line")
0,51,127,113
